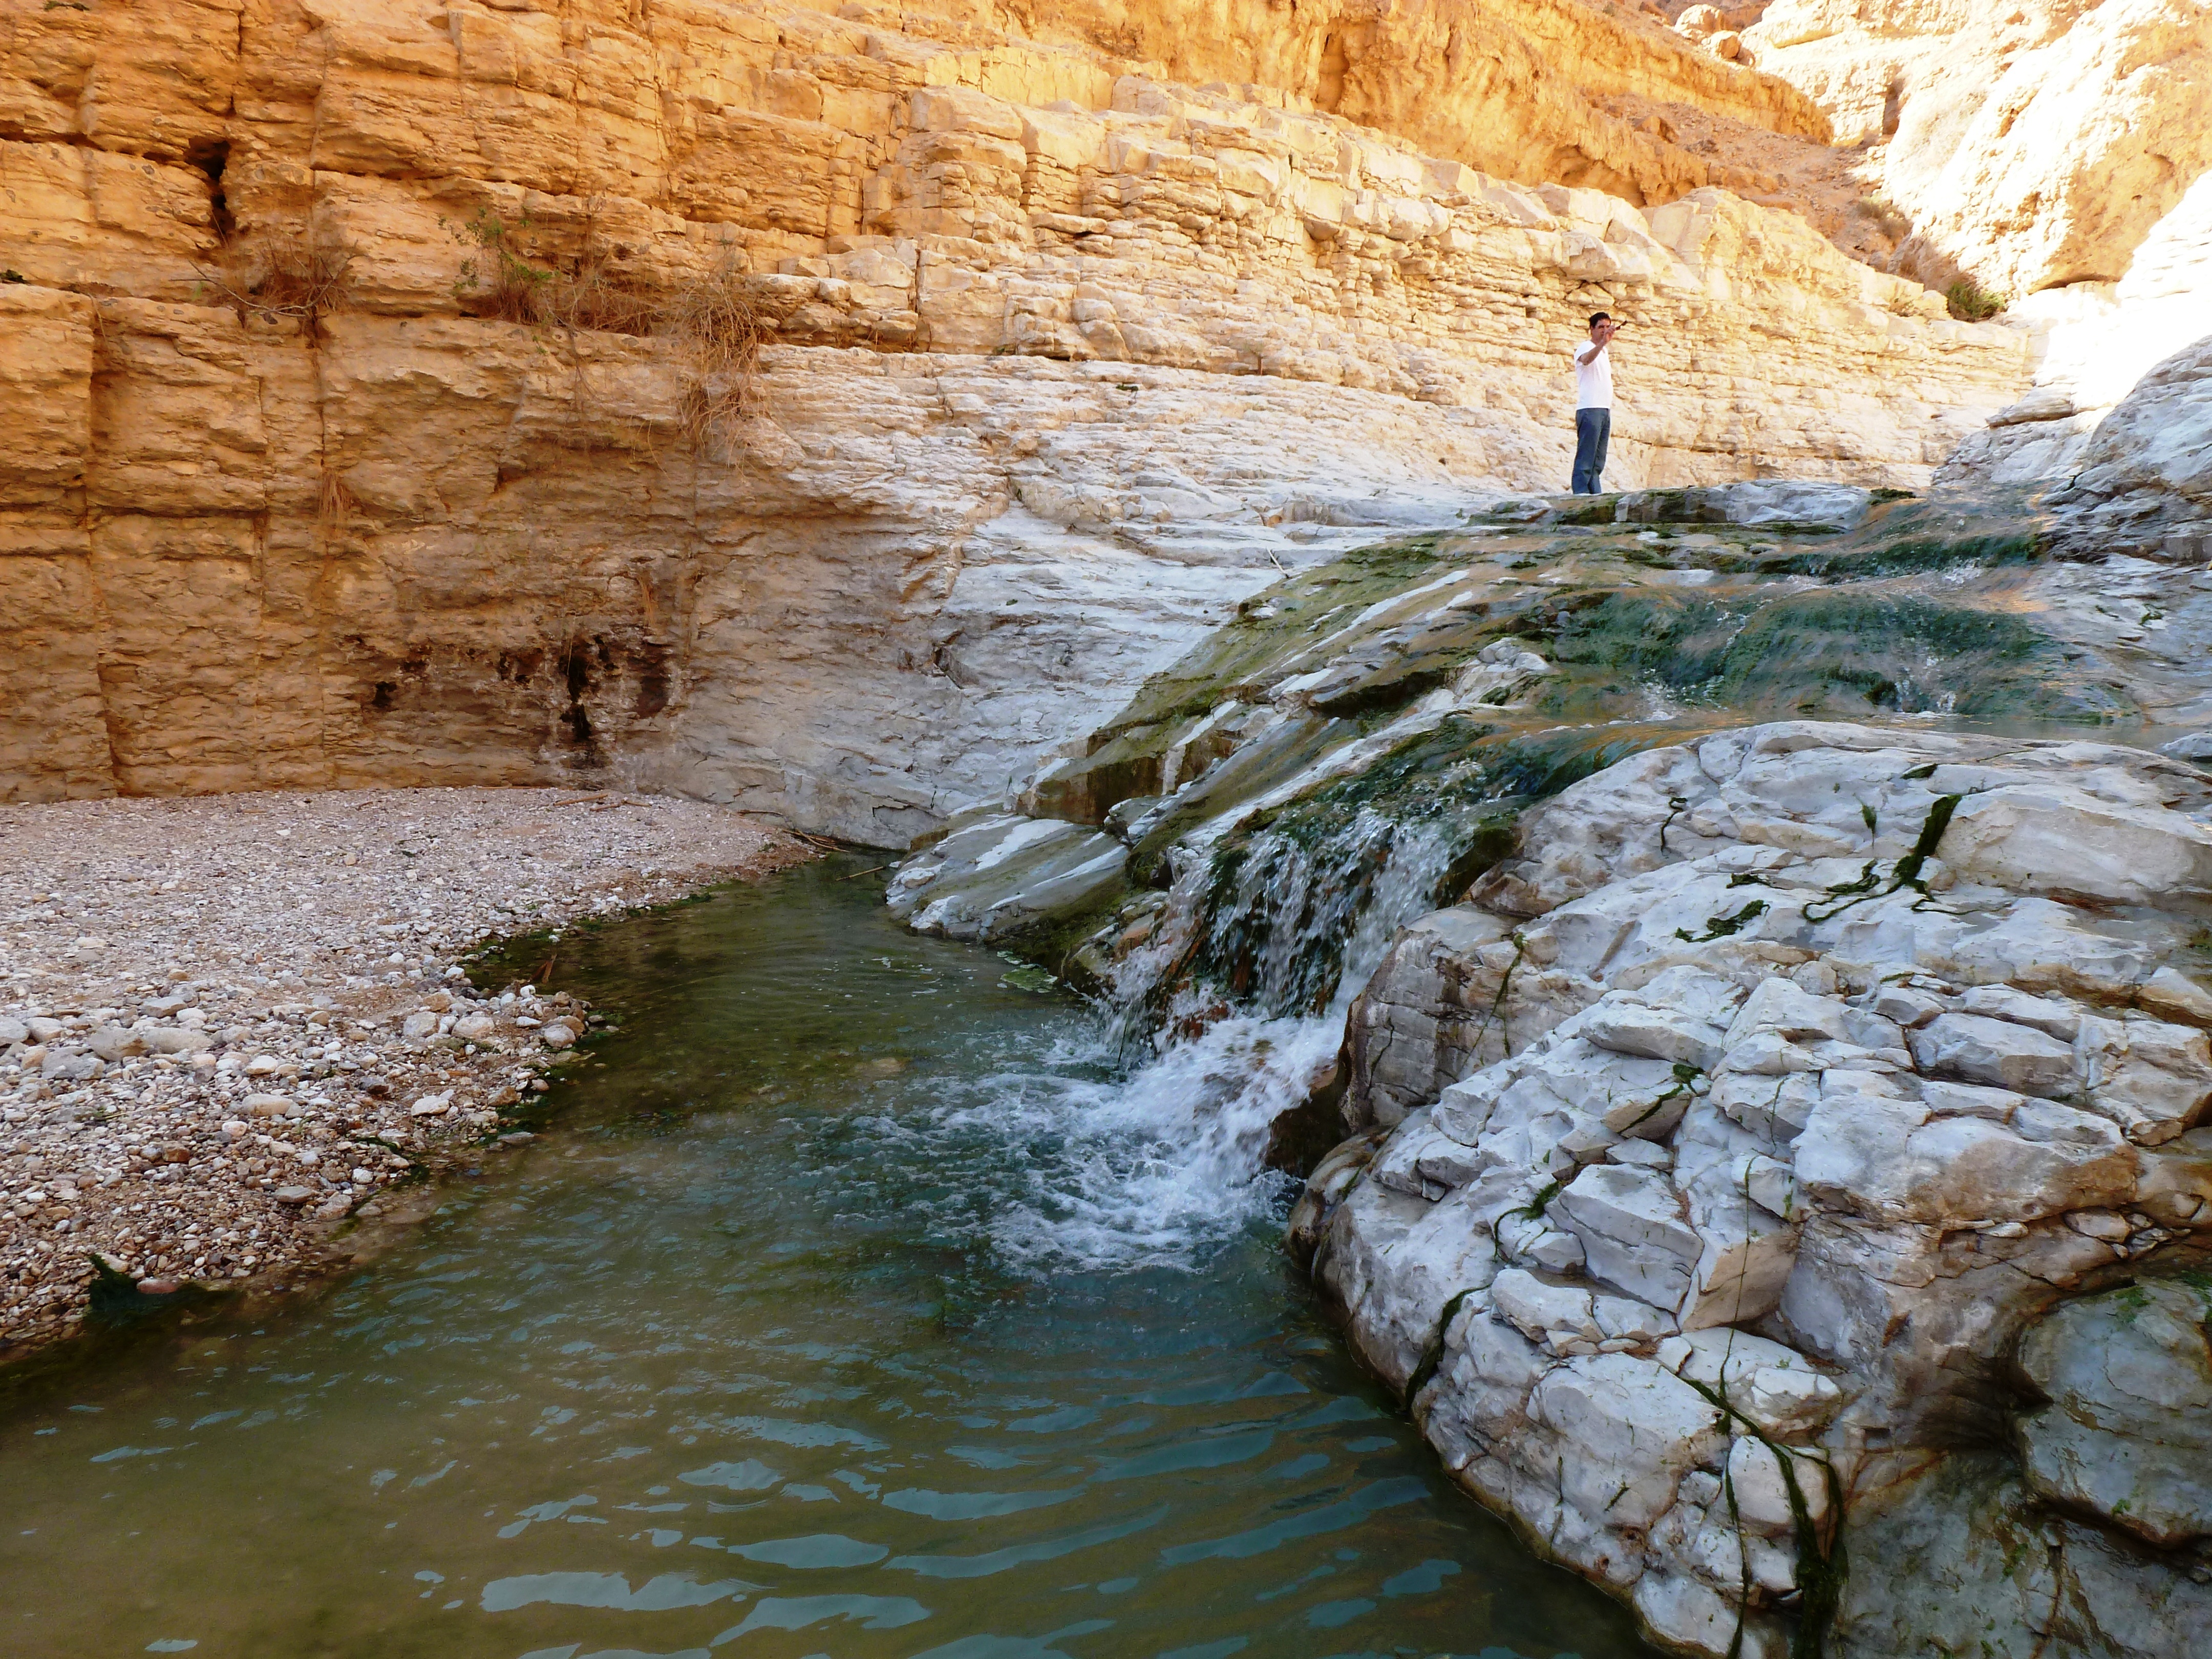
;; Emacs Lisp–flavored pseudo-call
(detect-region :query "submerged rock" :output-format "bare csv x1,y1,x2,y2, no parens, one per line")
886,815,1128,945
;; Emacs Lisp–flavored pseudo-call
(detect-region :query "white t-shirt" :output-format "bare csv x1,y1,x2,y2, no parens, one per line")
1575,340,1613,411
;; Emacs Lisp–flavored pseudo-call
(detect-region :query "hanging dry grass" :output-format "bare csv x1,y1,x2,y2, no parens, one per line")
192,229,352,325
657,251,771,453
317,467,359,534
443,206,775,453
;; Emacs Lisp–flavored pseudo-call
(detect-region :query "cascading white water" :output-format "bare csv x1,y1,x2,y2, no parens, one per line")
976,808,1464,1273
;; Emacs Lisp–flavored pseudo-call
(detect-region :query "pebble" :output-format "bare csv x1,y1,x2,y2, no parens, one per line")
0,784,804,1358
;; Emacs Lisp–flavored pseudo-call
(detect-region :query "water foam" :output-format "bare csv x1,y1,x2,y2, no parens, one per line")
970,810,1462,1274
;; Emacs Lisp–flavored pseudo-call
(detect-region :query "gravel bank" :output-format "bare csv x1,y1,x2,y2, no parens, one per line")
0,786,807,1360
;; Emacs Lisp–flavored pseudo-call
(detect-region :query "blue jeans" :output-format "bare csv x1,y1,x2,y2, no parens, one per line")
1571,407,1611,494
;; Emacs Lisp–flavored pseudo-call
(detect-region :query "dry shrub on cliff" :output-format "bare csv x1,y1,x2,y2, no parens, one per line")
1853,195,1910,240
443,207,770,452
445,206,559,325
543,248,657,338
1945,276,2007,322
657,253,770,452
193,229,352,325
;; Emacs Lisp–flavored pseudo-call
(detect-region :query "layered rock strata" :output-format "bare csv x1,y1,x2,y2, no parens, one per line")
0,0,2026,832
1941,168,2212,521
1733,2,2212,562
1304,721,2212,1655
1746,0,2212,303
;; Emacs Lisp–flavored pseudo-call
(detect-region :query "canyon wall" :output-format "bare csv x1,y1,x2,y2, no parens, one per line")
0,0,2031,837
1734,0,2212,528
1746,0,2212,302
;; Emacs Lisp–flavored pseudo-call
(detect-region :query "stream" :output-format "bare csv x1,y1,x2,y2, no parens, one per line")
0,859,1648,1659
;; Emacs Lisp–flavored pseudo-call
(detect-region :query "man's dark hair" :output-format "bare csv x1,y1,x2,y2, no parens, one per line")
1589,311,1611,327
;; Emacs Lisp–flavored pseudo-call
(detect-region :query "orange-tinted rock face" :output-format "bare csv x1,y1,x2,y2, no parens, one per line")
1,2,2035,834
1746,0,2212,299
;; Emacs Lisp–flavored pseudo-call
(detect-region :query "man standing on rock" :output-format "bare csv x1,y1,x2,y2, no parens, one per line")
1571,311,1617,494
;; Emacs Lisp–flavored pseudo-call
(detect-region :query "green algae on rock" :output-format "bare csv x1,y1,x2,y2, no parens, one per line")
883,479,2212,1659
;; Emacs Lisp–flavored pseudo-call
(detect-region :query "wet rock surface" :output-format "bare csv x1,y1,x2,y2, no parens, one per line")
1308,722,2212,1655
0,786,800,1359
886,478,2212,1655
2015,1276,2212,1550
886,814,1129,946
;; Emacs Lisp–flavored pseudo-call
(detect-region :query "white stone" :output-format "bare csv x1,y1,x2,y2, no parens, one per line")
1555,1163,1704,1311
1740,1365,1843,1439
1634,1571,1784,1659
2074,1013,2212,1146
1680,1188,1799,1330
1726,1435,1831,1533
1592,1291,1678,1345
1918,1078,2024,1120
1725,977,1849,1048
1742,1155,1806,1223
1581,1003,1730,1070
1719,1031,1823,1075
1941,784,2212,906
1530,1353,1726,1530
1491,1266,1602,1354
2141,966,2212,1026
1796,1089,2136,1224
1908,1012,2076,1096
1870,985,1945,1028
1958,984,2081,1041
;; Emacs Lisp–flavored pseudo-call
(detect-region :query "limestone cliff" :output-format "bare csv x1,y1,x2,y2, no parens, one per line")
2,0,2030,834
1746,0,2212,302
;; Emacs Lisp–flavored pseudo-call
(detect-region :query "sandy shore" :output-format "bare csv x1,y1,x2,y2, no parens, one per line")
0,785,807,1360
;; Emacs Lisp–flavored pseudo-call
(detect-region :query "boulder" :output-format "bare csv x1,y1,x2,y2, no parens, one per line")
1299,721,2212,1648
1726,1435,1831,1534
2015,1278,2212,1548
1555,1163,1704,1312
1908,1012,2077,1096
2075,1013,2212,1146
1940,783,2212,906
1530,1353,1726,1530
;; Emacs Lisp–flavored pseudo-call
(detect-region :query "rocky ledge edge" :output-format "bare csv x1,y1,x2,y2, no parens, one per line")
1294,720,2212,1657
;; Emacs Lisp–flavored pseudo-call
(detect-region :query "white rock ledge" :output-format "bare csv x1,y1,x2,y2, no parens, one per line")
1296,719,2212,1657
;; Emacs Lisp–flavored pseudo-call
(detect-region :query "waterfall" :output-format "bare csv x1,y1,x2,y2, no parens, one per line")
980,805,1468,1273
